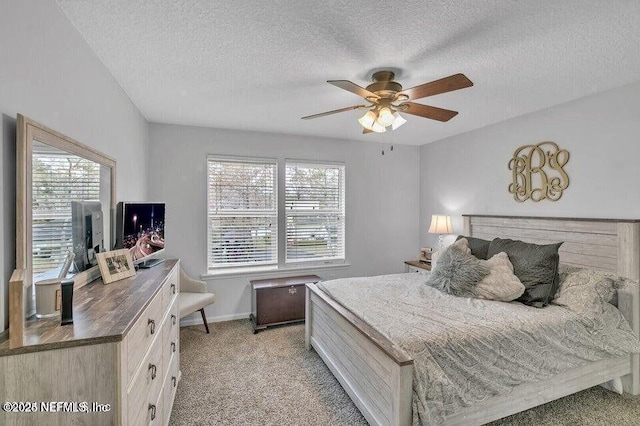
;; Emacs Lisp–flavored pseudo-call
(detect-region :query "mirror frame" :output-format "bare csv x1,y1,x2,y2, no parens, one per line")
16,114,117,291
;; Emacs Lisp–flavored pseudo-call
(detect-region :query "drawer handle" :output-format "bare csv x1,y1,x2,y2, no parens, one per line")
171,283,176,294
171,314,177,325
172,376,177,387
171,341,176,353
288,287,297,295
148,404,156,420
149,363,157,380
148,318,156,334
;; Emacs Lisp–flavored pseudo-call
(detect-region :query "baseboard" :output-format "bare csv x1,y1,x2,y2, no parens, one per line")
179,312,251,327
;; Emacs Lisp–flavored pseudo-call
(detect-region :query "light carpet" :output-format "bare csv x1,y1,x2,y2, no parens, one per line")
169,320,640,425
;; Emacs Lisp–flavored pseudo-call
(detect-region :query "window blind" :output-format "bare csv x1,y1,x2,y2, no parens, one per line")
32,152,100,275
285,162,345,263
207,157,277,269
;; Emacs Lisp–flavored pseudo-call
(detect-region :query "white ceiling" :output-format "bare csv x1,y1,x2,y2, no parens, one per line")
56,0,640,146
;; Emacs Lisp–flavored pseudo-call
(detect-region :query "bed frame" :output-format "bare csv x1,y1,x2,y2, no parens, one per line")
305,215,640,426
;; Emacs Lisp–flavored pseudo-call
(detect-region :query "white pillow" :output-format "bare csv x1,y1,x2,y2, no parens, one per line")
552,267,617,314
473,252,525,302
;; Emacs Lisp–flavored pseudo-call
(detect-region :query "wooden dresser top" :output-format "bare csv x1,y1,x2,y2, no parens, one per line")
0,259,178,357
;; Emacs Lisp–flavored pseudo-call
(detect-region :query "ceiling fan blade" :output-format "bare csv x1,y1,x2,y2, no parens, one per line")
362,128,373,134
328,80,379,100
400,74,473,101
400,102,459,122
301,105,367,120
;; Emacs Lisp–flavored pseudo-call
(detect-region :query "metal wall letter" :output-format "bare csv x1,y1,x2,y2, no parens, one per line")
508,141,570,202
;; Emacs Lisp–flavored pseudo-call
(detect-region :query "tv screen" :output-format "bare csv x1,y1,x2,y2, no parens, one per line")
117,202,165,262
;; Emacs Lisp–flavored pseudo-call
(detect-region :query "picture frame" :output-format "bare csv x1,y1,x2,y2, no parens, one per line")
420,247,433,263
96,249,136,284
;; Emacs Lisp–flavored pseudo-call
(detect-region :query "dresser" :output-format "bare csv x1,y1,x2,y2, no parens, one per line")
0,260,181,426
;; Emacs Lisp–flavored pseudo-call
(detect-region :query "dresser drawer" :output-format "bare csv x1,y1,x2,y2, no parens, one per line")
163,350,180,424
143,388,164,426
127,330,164,425
161,266,179,314
163,298,179,364
407,265,428,274
127,291,164,384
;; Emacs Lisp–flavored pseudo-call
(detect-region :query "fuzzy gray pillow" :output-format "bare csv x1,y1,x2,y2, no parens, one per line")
427,241,489,297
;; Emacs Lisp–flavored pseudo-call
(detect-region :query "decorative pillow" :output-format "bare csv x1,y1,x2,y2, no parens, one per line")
487,238,563,308
473,252,525,301
552,267,617,314
427,238,488,297
456,235,491,260
431,237,470,267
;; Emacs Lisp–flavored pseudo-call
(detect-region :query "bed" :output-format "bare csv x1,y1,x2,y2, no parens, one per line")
305,215,640,425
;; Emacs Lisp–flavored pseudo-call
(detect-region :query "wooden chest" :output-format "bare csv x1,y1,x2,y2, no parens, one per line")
249,275,321,333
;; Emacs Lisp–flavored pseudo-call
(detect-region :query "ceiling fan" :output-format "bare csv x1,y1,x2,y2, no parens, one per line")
301,71,473,133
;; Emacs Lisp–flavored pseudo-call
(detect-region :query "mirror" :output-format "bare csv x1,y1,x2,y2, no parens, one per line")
16,115,116,297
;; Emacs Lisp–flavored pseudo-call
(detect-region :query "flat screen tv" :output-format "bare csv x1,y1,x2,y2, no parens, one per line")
116,202,165,267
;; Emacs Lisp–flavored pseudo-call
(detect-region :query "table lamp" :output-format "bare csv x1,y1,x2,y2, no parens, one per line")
428,214,452,250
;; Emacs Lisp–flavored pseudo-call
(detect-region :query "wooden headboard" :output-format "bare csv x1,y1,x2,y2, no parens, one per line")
462,214,640,393
463,215,640,280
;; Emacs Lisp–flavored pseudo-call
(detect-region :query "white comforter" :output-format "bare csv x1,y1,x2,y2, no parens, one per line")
318,273,640,425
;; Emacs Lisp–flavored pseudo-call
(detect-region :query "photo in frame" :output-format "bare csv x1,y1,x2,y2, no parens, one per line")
96,249,136,284
420,247,433,263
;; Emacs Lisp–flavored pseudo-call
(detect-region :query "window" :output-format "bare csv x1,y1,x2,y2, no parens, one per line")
206,157,345,273
207,157,278,270
32,149,100,275
285,161,345,263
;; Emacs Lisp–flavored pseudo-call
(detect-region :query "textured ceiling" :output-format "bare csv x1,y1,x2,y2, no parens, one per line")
56,0,640,146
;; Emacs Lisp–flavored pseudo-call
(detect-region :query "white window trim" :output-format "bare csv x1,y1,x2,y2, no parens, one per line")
201,261,351,280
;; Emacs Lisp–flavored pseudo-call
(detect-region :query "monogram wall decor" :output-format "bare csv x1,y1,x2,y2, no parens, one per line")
508,141,570,202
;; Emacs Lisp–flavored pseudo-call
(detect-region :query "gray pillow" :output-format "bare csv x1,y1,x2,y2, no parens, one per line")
456,235,491,260
427,243,489,297
487,238,563,308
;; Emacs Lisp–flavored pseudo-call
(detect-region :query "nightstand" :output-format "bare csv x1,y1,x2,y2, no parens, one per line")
404,260,432,274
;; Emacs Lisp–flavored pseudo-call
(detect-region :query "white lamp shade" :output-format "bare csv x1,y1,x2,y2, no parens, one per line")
370,121,386,133
428,214,452,234
358,111,376,129
376,107,395,127
391,112,407,130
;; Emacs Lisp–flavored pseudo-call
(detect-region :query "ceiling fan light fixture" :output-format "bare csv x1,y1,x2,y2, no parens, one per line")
391,112,407,130
376,107,395,127
302,72,472,134
358,110,377,130
371,121,386,133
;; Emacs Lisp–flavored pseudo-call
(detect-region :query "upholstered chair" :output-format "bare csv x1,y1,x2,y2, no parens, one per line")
179,267,215,333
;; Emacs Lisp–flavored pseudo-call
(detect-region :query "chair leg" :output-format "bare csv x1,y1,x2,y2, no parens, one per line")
200,308,210,334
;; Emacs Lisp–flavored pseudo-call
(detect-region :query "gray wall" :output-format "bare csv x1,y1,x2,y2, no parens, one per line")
0,0,149,330
419,80,640,249
149,123,419,322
